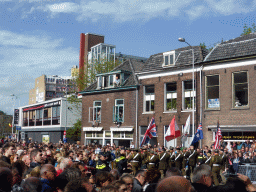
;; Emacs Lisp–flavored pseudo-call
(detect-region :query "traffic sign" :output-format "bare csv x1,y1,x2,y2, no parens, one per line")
16,126,21,130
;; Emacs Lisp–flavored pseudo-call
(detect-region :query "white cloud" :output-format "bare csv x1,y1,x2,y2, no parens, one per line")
33,0,256,22
0,30,79,114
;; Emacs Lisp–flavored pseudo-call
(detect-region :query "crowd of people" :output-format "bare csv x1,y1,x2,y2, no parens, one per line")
0,138,255,192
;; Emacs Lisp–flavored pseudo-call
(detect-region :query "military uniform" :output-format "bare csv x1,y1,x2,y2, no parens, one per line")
169,150,175,169
141,149,149,169
210,150,223,186
182,150,190,177
220,152,228,183
196,154,207,166
147,152,159,170
158,150,170,178
129,150,141,175
174,150,183,171
187,149,198,179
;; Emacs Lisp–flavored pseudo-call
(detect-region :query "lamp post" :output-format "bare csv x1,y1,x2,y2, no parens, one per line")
10,94,18,135
54,76,68,143
178,38,195,139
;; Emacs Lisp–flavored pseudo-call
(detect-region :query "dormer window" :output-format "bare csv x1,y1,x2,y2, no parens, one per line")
163,51,175,67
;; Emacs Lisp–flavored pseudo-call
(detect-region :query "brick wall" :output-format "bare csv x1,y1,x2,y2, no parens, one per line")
81,89,137,145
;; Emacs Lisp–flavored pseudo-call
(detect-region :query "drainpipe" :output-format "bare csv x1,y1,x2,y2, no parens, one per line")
135,87,138,148
199,65,203,148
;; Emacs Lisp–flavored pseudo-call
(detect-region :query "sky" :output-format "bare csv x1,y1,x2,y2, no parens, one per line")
1,0,256,115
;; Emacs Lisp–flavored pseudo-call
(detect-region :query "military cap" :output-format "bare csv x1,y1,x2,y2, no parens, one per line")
214,149,219,153
162,148,166,152
150,150,154,154
176,147,180,151
169,147,174,150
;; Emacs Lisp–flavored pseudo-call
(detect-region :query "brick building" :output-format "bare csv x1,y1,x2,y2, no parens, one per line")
202,33,256,146
80,59,144,147
136,46,208,148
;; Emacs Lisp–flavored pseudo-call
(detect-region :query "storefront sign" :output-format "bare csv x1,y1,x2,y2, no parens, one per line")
44,101,61,108
42,135,50,143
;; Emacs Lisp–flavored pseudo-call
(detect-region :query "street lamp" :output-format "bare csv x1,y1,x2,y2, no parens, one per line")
178,38,195,139
10,94,18,135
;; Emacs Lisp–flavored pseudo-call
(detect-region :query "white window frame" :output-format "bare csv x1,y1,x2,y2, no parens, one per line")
164,82,177,112
205,74,220,109
144,85,155,113
162,50,175,67
182,80,196,111
91,101,101,123
114,99,124,122
108,74,116,88
232,71,249,108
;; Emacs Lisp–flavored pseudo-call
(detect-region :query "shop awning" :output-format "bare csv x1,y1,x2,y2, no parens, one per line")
208,125,256,132
83,127,103,131
110,128,133,132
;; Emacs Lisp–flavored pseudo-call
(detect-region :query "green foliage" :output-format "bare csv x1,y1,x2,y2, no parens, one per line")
241,23,256,36
66,119,81,141
199,42,206,49
167,99,177,110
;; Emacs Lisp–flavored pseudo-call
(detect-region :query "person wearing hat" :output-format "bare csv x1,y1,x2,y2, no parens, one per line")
168,147,175,169
141,147,149,169
128,149,141,175
196,150,207,166
210,149,222,186
96,152,110,173
159,147,170,178
219,149,228,184
204,150,212,165
174,148,183,171
187,145,198,180
115,148,128,175
182,147,190,177
147,149,159,170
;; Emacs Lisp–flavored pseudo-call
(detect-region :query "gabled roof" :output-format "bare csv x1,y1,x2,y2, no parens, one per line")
204,33,256,62
80,59,144,94
139,46,207,74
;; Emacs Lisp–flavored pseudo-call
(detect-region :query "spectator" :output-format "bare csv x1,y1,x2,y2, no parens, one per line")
112,180,128,192
95,171,112,191
0,167,13,192
30,149,43,169
191,164,213,192
156,176,195,192
132,170,146,192
165,167,182,177
143,169,161,192
40,164,57,192
120,174,133,192
2,143,15,164
21,177,42,192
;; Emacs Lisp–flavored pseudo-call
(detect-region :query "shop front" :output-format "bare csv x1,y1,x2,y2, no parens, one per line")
208,125,256,142
83,127,134,147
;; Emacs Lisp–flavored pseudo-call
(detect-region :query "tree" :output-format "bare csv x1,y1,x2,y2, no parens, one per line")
66,59,120,140
66,119,81,141
241,23,256,36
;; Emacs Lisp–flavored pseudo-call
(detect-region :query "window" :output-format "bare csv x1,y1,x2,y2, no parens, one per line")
163,51,175,66
23,111,28,126
144,85,155,112
206,75,220,109
233,71,248,107
36,109,43,126
113,99,124,122
183,80,195,110
93,101,101,122
52,106,60,125
109,75,114,87
97,76,102,89
165,82,177,111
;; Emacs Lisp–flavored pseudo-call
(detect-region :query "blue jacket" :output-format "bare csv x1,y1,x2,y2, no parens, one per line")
40,178,54,192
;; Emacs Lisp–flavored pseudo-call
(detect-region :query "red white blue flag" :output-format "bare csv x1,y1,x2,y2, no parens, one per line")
140,117,157,147
214,121,222,149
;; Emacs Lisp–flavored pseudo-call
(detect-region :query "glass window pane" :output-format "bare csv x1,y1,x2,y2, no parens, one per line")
207,75,219,86
207,86,219,99
96,132,103,137
165,55,168,65
166,82,176,92
116,99,123,105
145,86,154,94
169,55,174,65
234,72,247,84
125,132,133,138
184,81,192,90
113,132,120,138
105,131,111,137
87,132,92,137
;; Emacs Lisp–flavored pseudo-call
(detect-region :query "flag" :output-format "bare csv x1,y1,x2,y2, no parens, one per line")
8,123,12,128
181,115,190,143
191,123,204,145
183,115,190,135
140,117,157,147
165,116,181,142
214,121,222,149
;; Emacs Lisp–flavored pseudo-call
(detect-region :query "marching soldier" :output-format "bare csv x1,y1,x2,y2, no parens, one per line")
147,150,159,170
158,148,170,178
168,147,175,169
220,149,228,183
182,147,190,177
204,150,212,165
141,147,149,169
210,149,223,186
129,149,141,175
187,145,198,180
174,148,183,171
